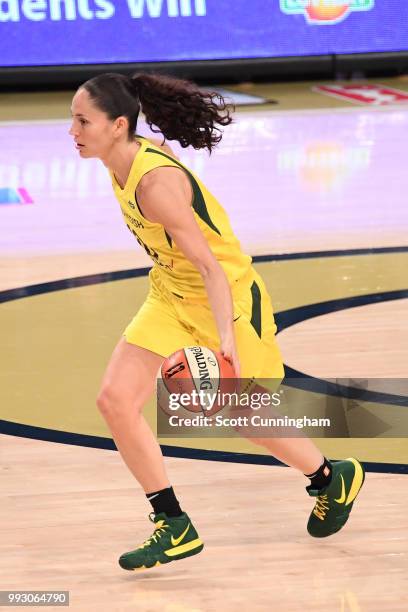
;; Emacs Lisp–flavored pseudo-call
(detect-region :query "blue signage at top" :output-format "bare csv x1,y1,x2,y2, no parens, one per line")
0,0,407,67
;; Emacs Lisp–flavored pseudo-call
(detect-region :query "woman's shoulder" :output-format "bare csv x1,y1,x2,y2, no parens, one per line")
137,135,179,160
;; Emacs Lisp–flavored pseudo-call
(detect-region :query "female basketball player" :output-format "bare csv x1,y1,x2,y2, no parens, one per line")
69,73,365,571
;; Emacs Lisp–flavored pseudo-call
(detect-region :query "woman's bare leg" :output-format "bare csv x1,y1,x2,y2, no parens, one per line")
96,337,168,493
232,384,325,475
254,437,324,474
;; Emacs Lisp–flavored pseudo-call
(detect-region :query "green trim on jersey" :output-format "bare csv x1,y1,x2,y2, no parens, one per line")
250,280,262,338
164,229,173,248
145,148,222,236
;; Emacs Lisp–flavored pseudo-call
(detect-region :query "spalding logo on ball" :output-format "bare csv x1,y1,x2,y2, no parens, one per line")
157,346,237,417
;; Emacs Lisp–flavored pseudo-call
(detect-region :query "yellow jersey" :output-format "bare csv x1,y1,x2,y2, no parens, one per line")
110,136,252,299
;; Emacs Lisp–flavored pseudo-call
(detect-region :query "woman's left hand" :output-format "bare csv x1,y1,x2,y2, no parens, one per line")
220,334,241,379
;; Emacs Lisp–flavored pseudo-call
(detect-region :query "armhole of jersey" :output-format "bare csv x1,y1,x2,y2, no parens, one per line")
145,147,221,236
135,164,194,223
134,188,147,220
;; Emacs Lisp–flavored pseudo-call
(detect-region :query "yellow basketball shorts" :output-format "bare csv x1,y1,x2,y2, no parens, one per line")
124,267,285,382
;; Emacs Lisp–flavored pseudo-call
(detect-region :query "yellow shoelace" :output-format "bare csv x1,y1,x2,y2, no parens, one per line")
313,494,330,521
139,519,169,549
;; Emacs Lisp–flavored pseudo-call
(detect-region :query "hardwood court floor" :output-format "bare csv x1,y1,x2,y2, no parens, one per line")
1,434,407,612
1,81,407,611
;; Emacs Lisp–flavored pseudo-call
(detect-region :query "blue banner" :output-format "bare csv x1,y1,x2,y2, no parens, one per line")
1,1,407,68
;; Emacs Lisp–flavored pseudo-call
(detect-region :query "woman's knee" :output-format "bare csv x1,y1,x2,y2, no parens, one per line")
96,383,142,420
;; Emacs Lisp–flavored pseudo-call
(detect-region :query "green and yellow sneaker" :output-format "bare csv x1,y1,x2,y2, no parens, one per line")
119,512,204,571
307,457,365,538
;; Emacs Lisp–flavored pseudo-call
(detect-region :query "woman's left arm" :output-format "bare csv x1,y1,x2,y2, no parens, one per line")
137,167,241,377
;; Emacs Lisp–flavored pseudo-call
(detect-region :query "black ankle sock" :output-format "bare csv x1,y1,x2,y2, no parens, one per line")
305,457,333,491
146,486,183,517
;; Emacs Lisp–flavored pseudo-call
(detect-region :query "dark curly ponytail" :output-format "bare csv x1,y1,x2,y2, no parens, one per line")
131,73,233,152
81,72,233,153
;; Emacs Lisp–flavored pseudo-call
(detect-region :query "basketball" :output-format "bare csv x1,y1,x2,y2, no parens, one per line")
157,346,238,417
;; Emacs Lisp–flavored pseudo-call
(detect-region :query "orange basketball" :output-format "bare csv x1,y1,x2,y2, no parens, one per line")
157,346,237,417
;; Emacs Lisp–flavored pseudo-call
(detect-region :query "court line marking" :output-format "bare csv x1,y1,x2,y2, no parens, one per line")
0,423,406,475
0,247,407,470
1,246,407,304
